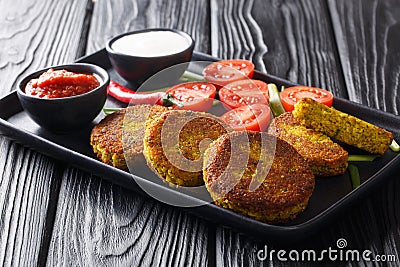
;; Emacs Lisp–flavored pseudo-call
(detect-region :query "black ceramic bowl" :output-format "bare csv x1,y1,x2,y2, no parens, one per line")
17,63,109,133
106,28,195,88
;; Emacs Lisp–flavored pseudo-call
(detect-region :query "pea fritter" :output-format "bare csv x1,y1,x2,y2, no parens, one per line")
293,98,393,155
268,112,348,176
90,104,169,170
203,131,315,224
143,110,230,187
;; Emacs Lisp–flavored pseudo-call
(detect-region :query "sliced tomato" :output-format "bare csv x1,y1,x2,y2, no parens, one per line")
166,82,216,112
221,104,271,132
280,86,334,112
203,59,255,87
219,79,269,109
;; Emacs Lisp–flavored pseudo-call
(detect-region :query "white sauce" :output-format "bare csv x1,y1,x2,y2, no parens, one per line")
112,31,190,57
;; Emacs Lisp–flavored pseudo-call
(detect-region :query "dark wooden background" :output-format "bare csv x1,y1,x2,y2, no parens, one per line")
1,0,399,266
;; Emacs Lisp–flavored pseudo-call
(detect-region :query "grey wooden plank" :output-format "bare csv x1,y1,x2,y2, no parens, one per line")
0,0,90,95
210,0,400,266
328,0,400,115
87,0,210,54
0,141,61,266
0,0,91,265
210,0,346,98
47,0,212,266
46,168,208,266
327,0,400,266
216,179,400,266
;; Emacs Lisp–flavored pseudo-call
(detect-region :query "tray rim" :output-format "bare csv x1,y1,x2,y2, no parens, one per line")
1,49,399,242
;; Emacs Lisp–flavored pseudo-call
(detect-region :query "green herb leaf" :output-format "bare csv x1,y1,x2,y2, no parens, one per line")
348,164,360,189
348,155,379,162
390,139,400,152
179,71,206,82
162,93,184,107
103,107,122,116
268,83,286,117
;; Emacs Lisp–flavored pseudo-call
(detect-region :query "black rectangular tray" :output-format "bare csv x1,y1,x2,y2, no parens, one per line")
1,49,400,242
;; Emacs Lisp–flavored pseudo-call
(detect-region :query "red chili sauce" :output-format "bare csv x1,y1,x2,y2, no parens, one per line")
25,69,100,98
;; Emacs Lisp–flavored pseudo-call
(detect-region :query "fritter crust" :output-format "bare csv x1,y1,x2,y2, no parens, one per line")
268,112,348,176
293,98,393,155
203,131,315,224
90,104,169,170
143,110,230,187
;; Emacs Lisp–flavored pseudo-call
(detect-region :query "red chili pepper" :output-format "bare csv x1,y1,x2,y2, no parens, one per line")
107,80,182,107
107,80,136,103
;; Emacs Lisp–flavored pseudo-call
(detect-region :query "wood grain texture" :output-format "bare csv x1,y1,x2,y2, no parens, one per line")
210,0,346,98
210,0,400,266
46,0,212,266
1,0,399,266
47,168,208,266
0,0,90,266
0,140,62,266
87,0,211,54
328,0,400,114
215,178,400,266
0,0,90,95
327,0,400,266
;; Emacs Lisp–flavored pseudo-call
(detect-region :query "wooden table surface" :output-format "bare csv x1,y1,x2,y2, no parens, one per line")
1,0,399,266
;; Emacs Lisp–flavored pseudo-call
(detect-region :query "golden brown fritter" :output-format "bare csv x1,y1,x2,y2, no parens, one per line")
268,112,348,176
143,110,230,187
203,131,315,224
90,104,169,170
293,98,393,155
